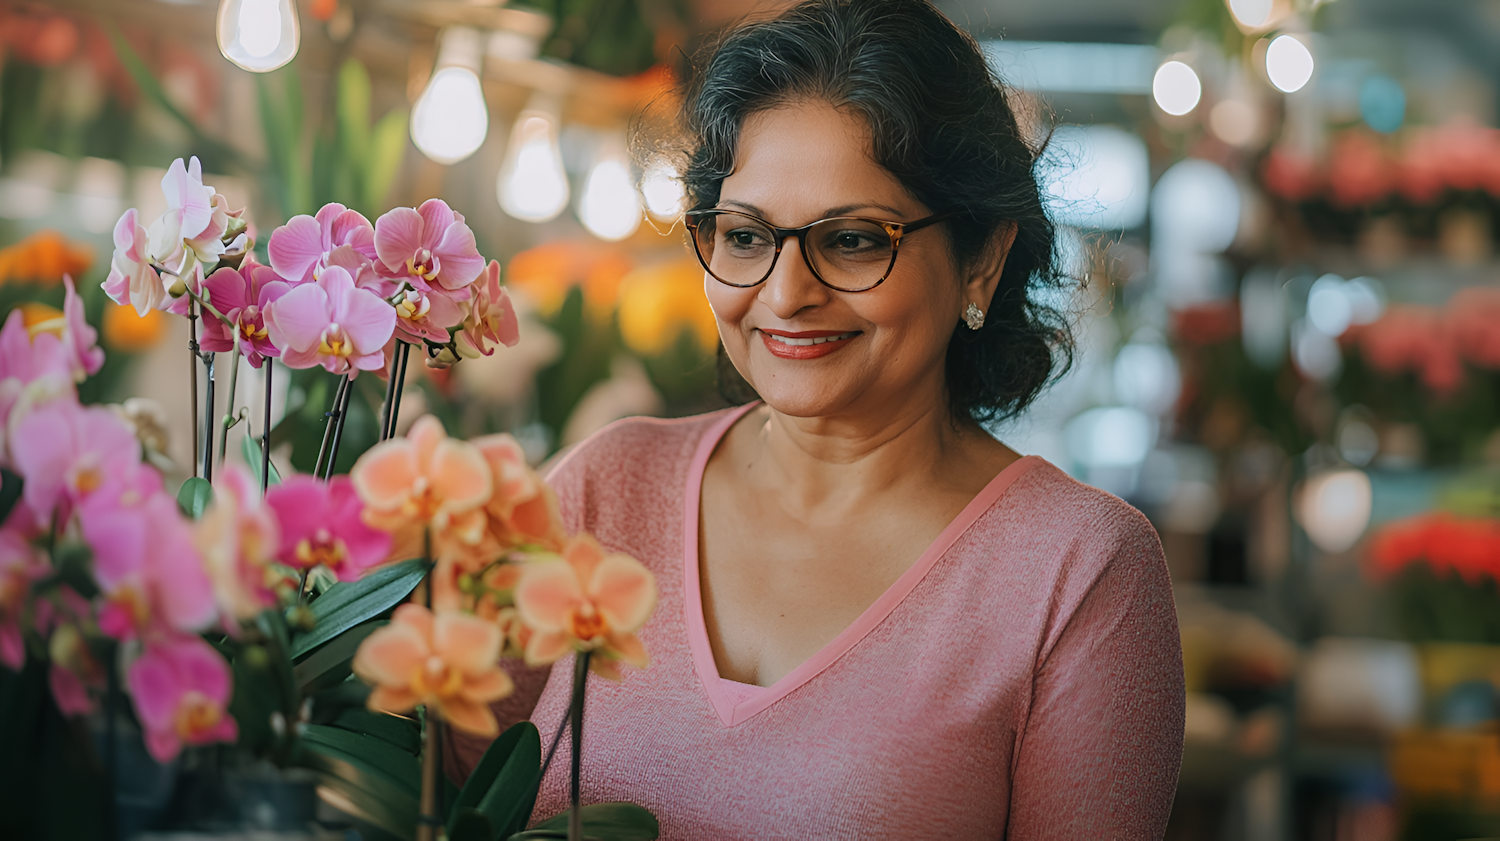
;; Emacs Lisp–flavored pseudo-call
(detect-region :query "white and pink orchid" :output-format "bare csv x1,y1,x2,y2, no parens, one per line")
263,265,396,375
145,156,217,267
103,207,166,316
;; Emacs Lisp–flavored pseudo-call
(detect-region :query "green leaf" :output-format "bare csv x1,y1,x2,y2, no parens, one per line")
450,808,495,841
103,25,240,171
337,58,372,172
290,559,427,658
45,543,99,599
448,721,541,839
241,435,282,487
293,620,384,695
365,108,409,213
327,706,421,755
0,468,21,525
301,723,421,799
256,609,301,718
511,803,659,841
301,732,419,841
176,477,214,519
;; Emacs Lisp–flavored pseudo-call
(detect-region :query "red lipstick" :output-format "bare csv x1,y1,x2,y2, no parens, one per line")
758,329,860,360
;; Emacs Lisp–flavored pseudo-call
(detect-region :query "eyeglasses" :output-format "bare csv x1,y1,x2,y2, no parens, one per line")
683,208,954,292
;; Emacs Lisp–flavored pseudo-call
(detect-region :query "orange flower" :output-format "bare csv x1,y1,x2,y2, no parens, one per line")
103,302,166,351
351,603,513,737
472,433,564,552
351,415,494,567
513,534,656,678
0,230,92,286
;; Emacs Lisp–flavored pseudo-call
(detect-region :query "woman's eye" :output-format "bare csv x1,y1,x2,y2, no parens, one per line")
826,231,881,252
724,228,770,249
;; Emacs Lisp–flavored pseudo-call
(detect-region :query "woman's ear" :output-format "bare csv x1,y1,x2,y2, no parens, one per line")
964,221,1018,311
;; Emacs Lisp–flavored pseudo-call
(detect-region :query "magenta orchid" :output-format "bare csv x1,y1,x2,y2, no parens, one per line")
374,199,485,293
456,260,520,359
265,475,393,581
264,265,396,375
11,400,141,523
195,466,283,622
36,588,103,716
199,261,291,367
126,633,239,762
268,202,380,287
103,207,166,316
0,528,48,670
78,471,218,639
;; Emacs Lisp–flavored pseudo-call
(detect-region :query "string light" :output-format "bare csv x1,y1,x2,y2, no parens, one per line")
1265,34,1314,93
1152,61,1201,116
498,111,569,223
216,0,300,73
578,151,642,241
410,28,489,165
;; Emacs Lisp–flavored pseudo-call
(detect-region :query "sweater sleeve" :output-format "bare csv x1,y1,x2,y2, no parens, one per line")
1003,510,1185,839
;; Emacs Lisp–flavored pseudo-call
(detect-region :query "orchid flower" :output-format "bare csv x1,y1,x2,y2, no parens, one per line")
199,261,291,367
265,476,392,581
126,633,239,762
36,588,103,716
268,202,380,287
472,433,565,552
0,527,48,670
352,603,513,737
23,276,105,382
374,199,485,293
263,265,396,375
455,260,520,360
393,284,469,344
0,305,75,467
78,470,218,639
194,465,284,622
11,400,142,523
350,415,494,567
513,534,656,679
145,157,216,266
103,207,166,316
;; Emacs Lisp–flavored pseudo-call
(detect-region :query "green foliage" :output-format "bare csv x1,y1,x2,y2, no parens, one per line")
512,802,661,840
289,558,427,658
520,0,682,77
0,657,107,840
270,367,384,477
1388,565,1500,644
297,722,421,838
0,468,21,527
293,619,385,695
449,721,543,840
241,434,283,488
103,26,241,173
535,287,622,437
176,476,214,519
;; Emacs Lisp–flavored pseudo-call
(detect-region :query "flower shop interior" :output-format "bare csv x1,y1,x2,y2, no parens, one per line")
2,0,1500,839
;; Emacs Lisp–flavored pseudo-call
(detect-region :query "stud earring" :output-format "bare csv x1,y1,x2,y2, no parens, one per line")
963,302,985,330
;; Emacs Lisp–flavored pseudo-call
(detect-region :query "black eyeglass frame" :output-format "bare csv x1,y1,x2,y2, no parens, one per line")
683,208,956,293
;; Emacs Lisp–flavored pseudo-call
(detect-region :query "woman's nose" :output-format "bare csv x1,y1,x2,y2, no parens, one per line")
758,236,831,319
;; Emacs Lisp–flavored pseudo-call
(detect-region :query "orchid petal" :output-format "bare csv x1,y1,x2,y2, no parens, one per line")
523,630,573,667
268,214,324,284
589,554,657,635
263,282,332,353
374,207,425,273
439,698,498,737
432,611,502,675
352,621,429,686
514,560,583,633
432,222,484,290
429,440,492,513
350,440,421,512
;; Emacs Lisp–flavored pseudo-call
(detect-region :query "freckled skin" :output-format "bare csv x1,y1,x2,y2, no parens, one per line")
698,101,1024,687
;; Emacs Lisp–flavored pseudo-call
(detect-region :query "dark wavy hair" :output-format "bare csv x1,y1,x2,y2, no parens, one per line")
662,0,1073,423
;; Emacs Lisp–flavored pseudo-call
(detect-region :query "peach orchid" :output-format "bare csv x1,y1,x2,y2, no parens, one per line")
351,602,513,737
472,433,565,552
513,534,656,679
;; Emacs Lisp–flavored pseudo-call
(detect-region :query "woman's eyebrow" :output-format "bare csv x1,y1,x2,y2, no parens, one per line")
718,199,911,219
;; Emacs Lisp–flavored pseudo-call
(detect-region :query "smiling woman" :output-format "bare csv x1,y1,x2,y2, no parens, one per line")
449,1,1184,837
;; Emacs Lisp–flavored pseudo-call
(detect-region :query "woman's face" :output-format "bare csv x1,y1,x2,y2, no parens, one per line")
706,100,991,423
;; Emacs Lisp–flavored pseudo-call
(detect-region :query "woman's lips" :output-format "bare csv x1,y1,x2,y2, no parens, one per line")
758,329,860,359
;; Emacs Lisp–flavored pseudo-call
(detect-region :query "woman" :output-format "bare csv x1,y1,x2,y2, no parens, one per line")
454,0,1185,836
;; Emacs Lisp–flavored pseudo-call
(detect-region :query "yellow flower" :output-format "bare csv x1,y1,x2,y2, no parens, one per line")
617,257,718,357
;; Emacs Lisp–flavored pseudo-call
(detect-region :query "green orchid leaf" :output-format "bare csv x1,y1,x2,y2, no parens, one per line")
512,802,660,841
449,808,495,841
300,723,421,800
241,435,282,487
290,559,426,658
176,477,214,520
293,619,384,694
365,108,409,213
337,58,372,172
327,705,421,755
447,721,541,839
0,468,21,525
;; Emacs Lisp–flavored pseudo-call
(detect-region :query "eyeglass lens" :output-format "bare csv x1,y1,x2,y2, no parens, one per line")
693,212,894,290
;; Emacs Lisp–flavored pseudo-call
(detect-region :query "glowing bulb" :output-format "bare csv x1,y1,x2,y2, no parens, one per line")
639,163,685,219
1152,61,1201,116
1266,34,1314,93
216,0,300,73
410,68,489,165
1296,469,1372,554
579,159,642,241
498,114,569,223
1227,0,1272,28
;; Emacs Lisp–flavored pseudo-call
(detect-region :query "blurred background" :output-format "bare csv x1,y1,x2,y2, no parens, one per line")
4,0,1500,837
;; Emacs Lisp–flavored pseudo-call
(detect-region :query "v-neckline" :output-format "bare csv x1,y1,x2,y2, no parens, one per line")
681,404,1041,727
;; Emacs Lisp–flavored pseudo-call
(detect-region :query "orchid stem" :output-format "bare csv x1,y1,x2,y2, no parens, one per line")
311,376,349,480
569,651,591,841
418,708,440,841
188,303,200,479
201,354,216,484
217,342,242,466
379,343,401,441
296,567,310,607
388,342,411,439
324,376,353,479
261,364,274,497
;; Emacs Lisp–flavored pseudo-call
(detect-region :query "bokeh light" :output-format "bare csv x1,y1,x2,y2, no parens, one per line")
1360,75,1406,133
1153,60,1202,116
1266,34,1314,93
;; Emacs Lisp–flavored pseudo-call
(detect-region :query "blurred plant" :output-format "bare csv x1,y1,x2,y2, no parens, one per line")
1366,512,1500,643
0,231,93,287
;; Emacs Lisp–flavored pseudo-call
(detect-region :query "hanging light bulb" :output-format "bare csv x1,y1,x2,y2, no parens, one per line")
639,161,685,219
410,27,489,165
217,0,300,72
498,109,569,223
579,146,642,241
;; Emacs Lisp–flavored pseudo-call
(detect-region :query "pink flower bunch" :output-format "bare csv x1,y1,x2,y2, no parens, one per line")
0,275,99,467
1347,287,1500,393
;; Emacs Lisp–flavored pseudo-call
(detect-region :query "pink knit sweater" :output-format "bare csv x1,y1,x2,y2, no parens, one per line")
450,405,1185,839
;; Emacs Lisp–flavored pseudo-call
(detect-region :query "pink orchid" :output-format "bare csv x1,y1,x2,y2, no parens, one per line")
195,465,284,621
12,400,141,523
393,284,468,344
181,193,234,268
265,476,392,581
103,207,166,316
199,261,291,367
145,157,216,264
513,533,656,678
455,260,520,359
0,307,75,466
24,276,105,382
36,588,103,716
77,470,218,639
0,527,48,670
126,633,238,762
268,202,379,286
263,265,395,375
374,199,485,292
